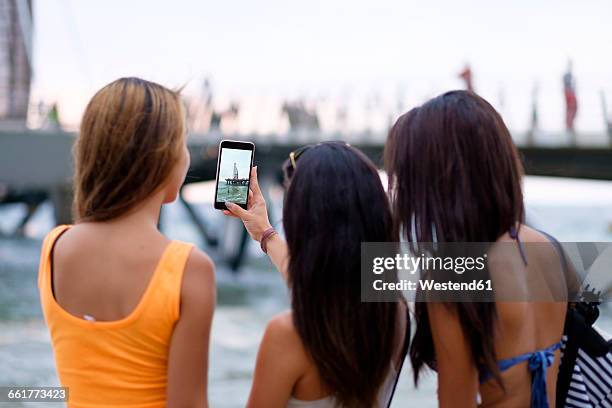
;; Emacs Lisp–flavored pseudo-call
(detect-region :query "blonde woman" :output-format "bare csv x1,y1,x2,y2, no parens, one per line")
38,77,215,407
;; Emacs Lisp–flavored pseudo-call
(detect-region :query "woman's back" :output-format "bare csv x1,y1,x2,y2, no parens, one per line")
50,223,176,322
284,301,409,407
480,227,567,407
39,223,214,407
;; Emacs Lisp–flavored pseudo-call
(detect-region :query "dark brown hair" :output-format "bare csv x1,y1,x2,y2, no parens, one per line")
384,91,524,386
73,77,185,222
283,142,401,407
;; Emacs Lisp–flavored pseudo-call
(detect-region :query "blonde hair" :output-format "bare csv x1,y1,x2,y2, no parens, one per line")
73,77,185,222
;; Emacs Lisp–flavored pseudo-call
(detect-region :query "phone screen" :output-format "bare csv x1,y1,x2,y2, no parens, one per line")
214,141,254,210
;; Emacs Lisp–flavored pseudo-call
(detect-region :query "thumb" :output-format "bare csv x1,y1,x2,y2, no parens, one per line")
225,201,248,218
250,166,262,195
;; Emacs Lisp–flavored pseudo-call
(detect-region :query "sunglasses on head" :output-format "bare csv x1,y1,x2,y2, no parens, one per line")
287,141,351,171
288,145,311,170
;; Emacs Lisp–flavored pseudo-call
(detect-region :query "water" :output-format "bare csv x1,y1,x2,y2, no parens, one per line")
216,181,249,205
1,176,611,407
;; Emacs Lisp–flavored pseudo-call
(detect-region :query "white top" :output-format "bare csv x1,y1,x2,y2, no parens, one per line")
286,364,398,408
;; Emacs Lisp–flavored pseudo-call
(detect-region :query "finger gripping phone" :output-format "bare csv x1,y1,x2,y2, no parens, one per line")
214,140,255,210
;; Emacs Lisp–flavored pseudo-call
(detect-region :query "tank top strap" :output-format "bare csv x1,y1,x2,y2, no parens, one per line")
151,240,194,322
38,225,72,290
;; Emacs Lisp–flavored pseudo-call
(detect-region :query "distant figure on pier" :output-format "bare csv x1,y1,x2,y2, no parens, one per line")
42,102,62,130
528,83,540,145
563,60,578,137
282,101,320,131
459,64,474,92
186,77,239,133
601,91,612,145
209,102,239,131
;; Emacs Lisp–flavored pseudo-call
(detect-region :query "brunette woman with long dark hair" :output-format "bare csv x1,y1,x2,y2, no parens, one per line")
224,142,409,408
385,91,567,407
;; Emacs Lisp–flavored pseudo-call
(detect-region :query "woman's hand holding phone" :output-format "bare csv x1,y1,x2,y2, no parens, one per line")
223,167,289,282
223,166,272,242
224,167,289,281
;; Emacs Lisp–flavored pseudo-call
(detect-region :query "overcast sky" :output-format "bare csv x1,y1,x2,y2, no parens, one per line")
31,0,612,133
219,148,252,179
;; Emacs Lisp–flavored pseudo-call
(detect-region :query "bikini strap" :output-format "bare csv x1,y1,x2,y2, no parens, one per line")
509,225,528,266
484,341,561,408
528,342,561,408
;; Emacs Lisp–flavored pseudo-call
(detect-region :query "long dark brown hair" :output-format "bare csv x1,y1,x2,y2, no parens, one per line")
283,142,400,407
384,91,524,386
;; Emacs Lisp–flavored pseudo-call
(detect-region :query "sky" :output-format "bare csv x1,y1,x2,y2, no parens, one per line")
31,0,612,134
218,148,252,180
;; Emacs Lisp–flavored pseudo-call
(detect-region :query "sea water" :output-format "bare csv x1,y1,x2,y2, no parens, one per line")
0,176,611,407
216,181,249,204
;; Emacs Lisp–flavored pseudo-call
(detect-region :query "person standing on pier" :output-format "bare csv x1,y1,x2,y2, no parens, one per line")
528,82,540,145
459,64,474,93
38,77,216,407
563,60,578,140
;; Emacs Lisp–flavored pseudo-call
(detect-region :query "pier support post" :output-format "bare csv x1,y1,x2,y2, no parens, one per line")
229,227,249,272
50,184,73,225
178,188,219,247
15,201,40,236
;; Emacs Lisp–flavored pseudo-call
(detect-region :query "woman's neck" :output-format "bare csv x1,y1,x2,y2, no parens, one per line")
85,191,165,235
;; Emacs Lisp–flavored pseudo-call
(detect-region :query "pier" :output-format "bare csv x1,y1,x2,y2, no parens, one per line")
2,129,612,269
226,179,249,185
226,162,249,185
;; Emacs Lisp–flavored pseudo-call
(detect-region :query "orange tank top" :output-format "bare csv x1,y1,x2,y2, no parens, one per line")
38,225,194,408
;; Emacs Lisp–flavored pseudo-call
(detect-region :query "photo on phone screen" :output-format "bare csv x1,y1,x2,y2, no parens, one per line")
214,140,254,210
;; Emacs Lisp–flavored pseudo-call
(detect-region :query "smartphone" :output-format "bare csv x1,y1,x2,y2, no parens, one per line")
214,140,255,210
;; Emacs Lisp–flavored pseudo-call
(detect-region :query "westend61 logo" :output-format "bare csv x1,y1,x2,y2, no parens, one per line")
360,241,612,303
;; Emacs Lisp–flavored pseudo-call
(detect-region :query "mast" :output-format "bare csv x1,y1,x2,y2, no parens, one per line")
233,162,238,179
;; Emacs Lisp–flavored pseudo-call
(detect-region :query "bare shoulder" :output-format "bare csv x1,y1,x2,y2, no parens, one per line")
184,247,215,277
266,310,298,338
519,225,553,243
248,311,309,405
50,224,95,265
519,225,564,267
181,247,216,306
262,311,307,363
496,224,550,243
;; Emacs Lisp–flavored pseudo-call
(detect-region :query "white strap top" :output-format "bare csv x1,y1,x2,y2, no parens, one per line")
286,364,398,408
